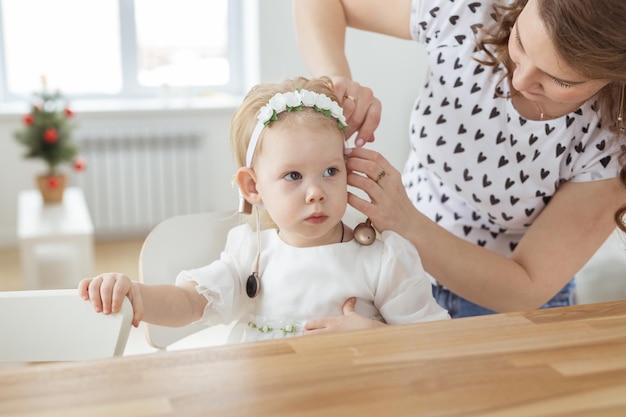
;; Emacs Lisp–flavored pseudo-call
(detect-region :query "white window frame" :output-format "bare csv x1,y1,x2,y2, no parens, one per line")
0,0,246,104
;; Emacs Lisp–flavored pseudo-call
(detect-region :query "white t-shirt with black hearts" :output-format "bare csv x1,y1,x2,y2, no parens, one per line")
403,0,621,270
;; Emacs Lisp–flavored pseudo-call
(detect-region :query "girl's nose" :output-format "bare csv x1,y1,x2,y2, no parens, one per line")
305,183,326,204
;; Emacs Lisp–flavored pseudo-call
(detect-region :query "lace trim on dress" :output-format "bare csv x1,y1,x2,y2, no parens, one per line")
247,321,300,336
246,315,304,338
194,284,223,307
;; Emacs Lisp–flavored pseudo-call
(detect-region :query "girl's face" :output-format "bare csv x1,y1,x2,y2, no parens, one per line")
508,0,609,106
252,118,347,247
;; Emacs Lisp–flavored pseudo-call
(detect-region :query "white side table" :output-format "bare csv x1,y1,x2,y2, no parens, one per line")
17,187,94,289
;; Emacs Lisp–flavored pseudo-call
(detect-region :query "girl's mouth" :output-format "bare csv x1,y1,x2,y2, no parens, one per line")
306,215,327,224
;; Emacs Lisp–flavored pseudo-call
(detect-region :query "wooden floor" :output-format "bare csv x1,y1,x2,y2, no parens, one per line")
0,239,145,292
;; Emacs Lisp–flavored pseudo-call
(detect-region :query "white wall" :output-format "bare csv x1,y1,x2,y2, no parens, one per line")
0,1,426,247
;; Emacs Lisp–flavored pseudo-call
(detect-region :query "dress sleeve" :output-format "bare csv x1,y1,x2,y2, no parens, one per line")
175,224,256,325
374,231,450,323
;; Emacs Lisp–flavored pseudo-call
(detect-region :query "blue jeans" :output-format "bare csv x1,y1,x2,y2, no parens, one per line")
431,279,576,318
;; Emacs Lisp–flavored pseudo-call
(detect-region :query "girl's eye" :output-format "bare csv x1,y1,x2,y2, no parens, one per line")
324,167,339,177
551,78,574,89
284,171,302,181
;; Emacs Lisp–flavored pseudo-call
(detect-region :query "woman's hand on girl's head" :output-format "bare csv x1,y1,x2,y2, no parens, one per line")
331,76,381,146
78,272,144,328
344,146,417,235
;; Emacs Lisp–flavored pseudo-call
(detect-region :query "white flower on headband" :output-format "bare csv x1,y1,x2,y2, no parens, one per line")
283,91,302,109
300,89,318,107
268,94,287,113
256,89,347,131
257,105,275,124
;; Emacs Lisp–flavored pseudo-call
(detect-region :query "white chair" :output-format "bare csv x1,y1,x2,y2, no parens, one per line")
0,289,132,362
139,210,242,350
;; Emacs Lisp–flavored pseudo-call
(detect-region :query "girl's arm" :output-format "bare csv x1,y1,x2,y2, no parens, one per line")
78,273,206,328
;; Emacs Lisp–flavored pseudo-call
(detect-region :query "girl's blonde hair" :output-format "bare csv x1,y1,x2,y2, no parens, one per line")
230,76,344,228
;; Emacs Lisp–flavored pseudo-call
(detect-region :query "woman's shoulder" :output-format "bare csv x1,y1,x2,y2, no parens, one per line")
410,0,498,45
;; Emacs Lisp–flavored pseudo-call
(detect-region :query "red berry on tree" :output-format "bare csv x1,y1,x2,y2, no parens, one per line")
43,128,58,144
73,157,87,171
47,176,60,188
23,114,34,126
64,108,74,117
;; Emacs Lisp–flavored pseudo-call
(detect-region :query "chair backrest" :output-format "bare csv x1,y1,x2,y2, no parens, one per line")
0,289,132,362
139,210,242,349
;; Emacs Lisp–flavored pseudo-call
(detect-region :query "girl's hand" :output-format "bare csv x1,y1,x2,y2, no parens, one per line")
330,76,381,146
78,273,144,327
304,297,386,335
344,146,418,235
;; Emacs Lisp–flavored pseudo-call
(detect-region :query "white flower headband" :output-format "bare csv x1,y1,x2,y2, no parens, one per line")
245,89,347,167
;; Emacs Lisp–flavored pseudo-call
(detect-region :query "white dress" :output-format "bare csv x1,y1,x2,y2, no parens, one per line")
176,224,450,342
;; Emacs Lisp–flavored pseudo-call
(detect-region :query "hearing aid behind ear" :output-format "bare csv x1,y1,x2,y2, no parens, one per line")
238,195,253,214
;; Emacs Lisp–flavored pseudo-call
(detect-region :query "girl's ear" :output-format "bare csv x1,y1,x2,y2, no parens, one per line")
236,167,263,205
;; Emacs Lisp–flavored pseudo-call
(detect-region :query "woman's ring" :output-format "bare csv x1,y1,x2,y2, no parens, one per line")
343,95,356,104
375,170,386,183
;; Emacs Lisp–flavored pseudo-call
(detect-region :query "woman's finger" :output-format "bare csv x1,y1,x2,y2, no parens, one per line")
345,147,394,184
331,77,381,144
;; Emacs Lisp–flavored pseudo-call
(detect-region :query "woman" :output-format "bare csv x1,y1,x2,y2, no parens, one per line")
295,0,626,326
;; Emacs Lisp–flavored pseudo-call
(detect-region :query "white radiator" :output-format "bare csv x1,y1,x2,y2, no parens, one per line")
75,129,204,238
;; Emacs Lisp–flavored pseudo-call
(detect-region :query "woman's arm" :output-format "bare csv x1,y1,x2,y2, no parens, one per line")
293,0,412,144
345,146,626,312
293,0,412,78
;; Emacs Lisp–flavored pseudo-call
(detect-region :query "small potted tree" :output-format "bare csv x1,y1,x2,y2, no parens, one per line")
14,87,85,203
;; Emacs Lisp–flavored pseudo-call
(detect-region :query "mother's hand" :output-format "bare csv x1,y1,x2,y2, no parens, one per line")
330,76,381,146
304,297,385,335
344,146,417,235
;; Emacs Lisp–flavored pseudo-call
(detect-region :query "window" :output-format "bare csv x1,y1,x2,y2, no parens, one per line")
0,0,244,102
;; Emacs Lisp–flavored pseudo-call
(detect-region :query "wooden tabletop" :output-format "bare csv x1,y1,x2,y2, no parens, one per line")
2,300,626,417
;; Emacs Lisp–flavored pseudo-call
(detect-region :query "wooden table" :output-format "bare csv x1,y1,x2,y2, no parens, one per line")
1,301,626,417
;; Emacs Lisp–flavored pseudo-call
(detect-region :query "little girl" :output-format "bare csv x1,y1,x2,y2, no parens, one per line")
79,76,449,343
